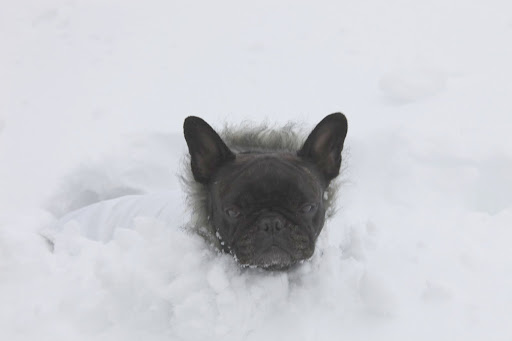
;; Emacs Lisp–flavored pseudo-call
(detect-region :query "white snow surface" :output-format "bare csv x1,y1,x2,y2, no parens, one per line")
2,0,512,340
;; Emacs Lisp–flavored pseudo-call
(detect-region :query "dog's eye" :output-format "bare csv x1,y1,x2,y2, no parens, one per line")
299,204,317,214
225,207,241,218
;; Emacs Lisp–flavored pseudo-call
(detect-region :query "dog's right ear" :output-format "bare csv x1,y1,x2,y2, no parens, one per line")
184,116,235,184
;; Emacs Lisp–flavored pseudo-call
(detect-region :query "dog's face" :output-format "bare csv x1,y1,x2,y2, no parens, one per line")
184,113,347,270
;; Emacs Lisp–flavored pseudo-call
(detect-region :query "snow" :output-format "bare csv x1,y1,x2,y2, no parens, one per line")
1,0,512,340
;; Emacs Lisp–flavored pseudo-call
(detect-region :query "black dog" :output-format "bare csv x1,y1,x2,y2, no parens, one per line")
183,113,347,270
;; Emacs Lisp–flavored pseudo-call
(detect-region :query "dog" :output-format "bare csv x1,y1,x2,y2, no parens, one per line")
183,113,348,270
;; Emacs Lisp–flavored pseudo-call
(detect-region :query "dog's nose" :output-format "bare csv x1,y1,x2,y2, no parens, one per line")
258,216,284,234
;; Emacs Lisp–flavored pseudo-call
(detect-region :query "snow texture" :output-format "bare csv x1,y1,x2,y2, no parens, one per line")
1,1,512,340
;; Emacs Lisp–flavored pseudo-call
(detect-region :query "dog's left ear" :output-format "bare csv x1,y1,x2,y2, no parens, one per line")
298,112,348,182
184,116,235,184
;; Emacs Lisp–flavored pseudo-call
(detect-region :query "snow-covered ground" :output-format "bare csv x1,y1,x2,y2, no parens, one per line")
1,0,512,340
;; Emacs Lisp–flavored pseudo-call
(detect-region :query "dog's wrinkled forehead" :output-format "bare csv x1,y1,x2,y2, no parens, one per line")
212,153,323,207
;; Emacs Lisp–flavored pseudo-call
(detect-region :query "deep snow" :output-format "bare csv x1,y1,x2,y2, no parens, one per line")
1,0,512,340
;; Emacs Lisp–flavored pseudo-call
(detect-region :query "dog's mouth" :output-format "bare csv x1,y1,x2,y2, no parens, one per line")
254,245,294,270
229,222,315,270
234,244,295,270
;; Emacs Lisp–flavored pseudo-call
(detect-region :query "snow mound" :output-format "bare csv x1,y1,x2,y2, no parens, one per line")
379,68,448,104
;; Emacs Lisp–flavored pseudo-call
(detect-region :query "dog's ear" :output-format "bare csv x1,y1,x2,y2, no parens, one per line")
298,112,348,182
184,116,235,184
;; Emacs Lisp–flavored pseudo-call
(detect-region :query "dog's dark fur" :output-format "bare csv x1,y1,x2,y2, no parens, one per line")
183,113,348,270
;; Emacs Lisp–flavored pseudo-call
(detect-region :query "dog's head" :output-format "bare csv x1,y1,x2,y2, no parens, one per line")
183,113,347,270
